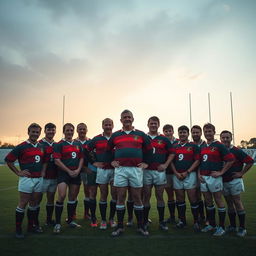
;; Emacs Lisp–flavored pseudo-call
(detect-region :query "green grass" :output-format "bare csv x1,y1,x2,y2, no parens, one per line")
0,166,256,256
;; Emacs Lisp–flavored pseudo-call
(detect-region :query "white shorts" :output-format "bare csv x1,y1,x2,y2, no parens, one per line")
173,172,197,190
42,178,57,193
143,170,166,186
114,166,143,188
96,168,114,184
18,177,43,193
200,175,223,193
223,178,245,196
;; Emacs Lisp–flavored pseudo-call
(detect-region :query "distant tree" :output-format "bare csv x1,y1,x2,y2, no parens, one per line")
0,142,15,148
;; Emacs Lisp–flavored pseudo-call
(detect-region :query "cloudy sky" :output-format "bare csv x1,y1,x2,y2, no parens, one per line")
0,0,255,145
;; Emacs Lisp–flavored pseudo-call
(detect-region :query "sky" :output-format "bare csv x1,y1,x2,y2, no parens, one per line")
0,0,255,146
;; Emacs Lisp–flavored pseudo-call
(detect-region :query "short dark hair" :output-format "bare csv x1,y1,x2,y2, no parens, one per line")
191,125,202,132
163,124,174,131
203,123,215,132
148,116,160,125
220,130,232,138
178,125,189,133
77,123,87,128
28,123,41,133
44,123,56,130
121,109,133,117
102,118,113,125
63,123,74,133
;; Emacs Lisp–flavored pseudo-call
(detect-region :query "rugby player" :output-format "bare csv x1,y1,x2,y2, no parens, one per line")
143,117,174,231
5,123,45,238
87,118,117,230
199,123,235,236
163,124,178,224
171,125,200,230
52,123,84,233
220,130,254,237
107,110,153,236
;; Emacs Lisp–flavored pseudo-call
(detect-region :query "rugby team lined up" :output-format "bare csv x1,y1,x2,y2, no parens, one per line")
5,109,254,239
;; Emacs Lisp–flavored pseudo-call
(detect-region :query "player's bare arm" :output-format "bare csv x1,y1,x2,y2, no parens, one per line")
211,160,235,178
6,161,31,177
157,153,175,172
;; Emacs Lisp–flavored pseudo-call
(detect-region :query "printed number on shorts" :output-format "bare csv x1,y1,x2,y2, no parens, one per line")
202,154,208,162
71,152,77,159
178,154,184,161
35,155,41,163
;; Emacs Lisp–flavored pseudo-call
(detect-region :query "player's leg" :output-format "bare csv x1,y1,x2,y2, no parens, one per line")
109,181,117,227
165,176,176,224
126,187,134,226
213,190,226,236
81,172,90,219
175,189,186,228
98,183,108,229
155,184,168,230
224,194,236,232
142,184,152,229
187,188,200,231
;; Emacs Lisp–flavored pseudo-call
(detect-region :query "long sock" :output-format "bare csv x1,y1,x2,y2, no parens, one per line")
191,202,199,223
126,200,134,221
228,210,236,227
89,199,97,221
134,205,144,228
237,210,246,229
206,205,216,227
46,203,54,222
116,205,125,228
198,200,205,219
168,200,176,219
218,207,226,228
176,201,186,224
35,205,40,226
73,200,78,216
109,200,116,220
55,201,64,224
67,200,76,223
27,207,34,229
143,205,151,225
157,203,165,223
99,201,107,221
204,200,209,221
84,197,90,216
16,207,25,232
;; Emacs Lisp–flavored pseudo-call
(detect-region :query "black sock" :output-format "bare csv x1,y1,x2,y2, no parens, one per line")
89,199,97,221
237,210,246,229
218,207,226,228
228,210,236,227
191,202,199,223
16,207,25,232
126,200,134,221
143,205,151,225
157,204,165,223
116,205,125,228
206,205,216,227
134,205,144,228
55,201,64,224
204,200,209,221
84,198,90,216
168,200,176,219
46,204,54,222
109,200,116,220
67,201,76,223
35,205,40,226
27,207,34,229
176,201,186,224
99,201,107,221
198,200,205,219
73,200,78,216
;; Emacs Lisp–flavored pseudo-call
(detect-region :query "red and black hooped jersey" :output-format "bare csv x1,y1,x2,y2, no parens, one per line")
53,139,83,170
200,140,235,176
39,138,57,179
5,140,45,178
173,141,200,173
223,146,254,182
166,138,179,174
146,134,173,170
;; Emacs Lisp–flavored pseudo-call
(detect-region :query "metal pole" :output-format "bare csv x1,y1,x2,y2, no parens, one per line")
230,92,235,145
62,95,65,128
208,93,212,123
189,93,192,129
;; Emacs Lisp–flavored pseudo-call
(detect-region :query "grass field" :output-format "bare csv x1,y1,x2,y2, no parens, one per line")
0,165,256,256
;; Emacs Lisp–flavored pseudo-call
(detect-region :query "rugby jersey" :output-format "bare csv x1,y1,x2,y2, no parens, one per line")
172,141,200,173
107,129,153,167
53,139,83,170
146,134,173,170
166,138,179,174
5,140,45,178
199,140,235,176
222,146,254,182
39,138,57,179
87,134,113,169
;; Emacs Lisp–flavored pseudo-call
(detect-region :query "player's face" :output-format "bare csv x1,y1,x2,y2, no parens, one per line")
163,129,173,139
77,124,87,138
45,128,56,140
121,112,134,129
191,128,202,142
203,128,215,142
28,128,41,143
178,130,189,142
148,120,159,134
64,125,74,140
220,132,232,147
102,120,113,133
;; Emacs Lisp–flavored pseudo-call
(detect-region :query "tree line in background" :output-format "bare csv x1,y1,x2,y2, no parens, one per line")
0,141,15,149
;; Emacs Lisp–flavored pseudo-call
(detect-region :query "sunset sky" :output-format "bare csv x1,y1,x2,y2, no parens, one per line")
0,0,255,146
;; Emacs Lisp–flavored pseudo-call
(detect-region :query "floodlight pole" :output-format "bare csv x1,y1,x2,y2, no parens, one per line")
189,93,192,129
208,93,212,123
230,92,235,145
62,95,65,128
